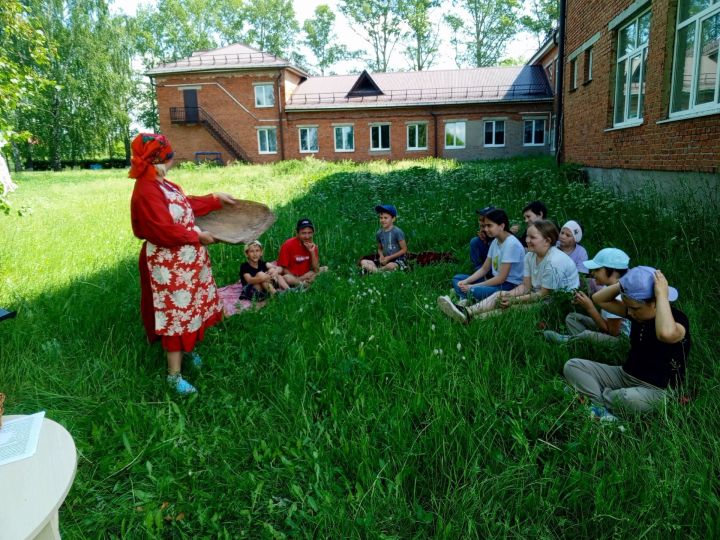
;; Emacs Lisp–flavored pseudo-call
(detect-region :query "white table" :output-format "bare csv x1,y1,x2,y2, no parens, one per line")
0,415,77,540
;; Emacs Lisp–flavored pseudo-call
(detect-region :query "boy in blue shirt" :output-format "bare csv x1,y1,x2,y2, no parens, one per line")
361,204,408,273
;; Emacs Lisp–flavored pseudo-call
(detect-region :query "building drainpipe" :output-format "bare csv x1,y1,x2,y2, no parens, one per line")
555,0,567,165
430,110,438,158
277,72,285,161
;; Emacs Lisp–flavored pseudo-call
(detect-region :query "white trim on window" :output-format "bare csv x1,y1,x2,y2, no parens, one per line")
586,47,594,81
298,126,319,153
523,118,546,146
176,85,202,91
407,122,428,151
570,58,578,89
483,119,505,147
444,121,466,149
254,84,275,108
613,8,651,127
669,1,720,118
370,123,391,151
257,127,277,154
333,125,355,152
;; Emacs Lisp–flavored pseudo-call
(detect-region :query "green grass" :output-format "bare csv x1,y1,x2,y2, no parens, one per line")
1,157,719,538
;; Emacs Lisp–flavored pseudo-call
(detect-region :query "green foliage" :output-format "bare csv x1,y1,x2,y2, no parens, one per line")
400,0,441,71
520,0,559,48
302,4,360,76
240,0,301,61
1,158,719,537
339,0,405,72
445,0,521,68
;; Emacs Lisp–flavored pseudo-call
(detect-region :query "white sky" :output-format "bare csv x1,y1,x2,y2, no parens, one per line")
111,0,540,72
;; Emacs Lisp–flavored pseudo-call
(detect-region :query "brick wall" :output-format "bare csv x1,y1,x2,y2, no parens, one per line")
563,0,720,173
155,70,552,164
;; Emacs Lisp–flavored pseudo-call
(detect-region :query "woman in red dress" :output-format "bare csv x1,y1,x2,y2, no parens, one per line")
129,133,236,394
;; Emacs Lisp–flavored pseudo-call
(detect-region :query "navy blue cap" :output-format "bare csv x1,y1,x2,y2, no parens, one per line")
375,204,397,217
296,218,314,231
476,205,496,216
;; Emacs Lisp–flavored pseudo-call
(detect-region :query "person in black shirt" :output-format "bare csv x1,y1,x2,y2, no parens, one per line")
239,240,288,301
563,266,690,421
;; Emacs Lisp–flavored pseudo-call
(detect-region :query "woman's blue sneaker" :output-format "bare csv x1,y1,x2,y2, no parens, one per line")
589,405,618,422
167,374,197,395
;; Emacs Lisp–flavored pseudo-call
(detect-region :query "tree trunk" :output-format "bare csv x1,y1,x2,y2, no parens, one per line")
50,90,62,172
123,125,131,165
10,142,23,173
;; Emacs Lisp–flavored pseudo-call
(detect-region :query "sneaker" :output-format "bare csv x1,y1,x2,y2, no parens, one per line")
167,374,197,395
589,405,618,422
544,330,571,343
456,298,469,307
437,295,468,324
186,352,202,369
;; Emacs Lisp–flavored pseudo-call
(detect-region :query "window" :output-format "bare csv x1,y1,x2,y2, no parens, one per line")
299,127,318,153
585,47,594,81
670,0,720,116
445,121,466,149
614,10,651,126
407,123,428,150
570,59,578,89
334,125,354,152
254,84,275,108
257,128,277,154
523,118,546,146
483,120,505,147
370,124,390,151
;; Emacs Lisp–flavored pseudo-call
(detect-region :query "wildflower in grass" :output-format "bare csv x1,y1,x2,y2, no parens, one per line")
457,342,462,351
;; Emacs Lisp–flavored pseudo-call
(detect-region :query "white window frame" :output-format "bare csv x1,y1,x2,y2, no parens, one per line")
483,119,505,148
257,127,277,154
523,118,546,146
254,83,275,108
613,9,651,127
333,125,355,152
298,126,319,153
444,121,466,149
369,123,391,151
406,122,428,151
571,59,578,89
586,47,594,81
669,1,720,118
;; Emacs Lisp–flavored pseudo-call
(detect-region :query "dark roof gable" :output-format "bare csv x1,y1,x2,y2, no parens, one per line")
346,70,384,97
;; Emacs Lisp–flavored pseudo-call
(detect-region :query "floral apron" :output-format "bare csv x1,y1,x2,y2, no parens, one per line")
145,181,222,336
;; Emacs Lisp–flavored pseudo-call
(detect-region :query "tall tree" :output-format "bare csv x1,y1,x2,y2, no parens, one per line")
520,0,558,48
302,4,358,75
445,0,520,68
339,0,404,72
400,0,441,71
240,0,300,60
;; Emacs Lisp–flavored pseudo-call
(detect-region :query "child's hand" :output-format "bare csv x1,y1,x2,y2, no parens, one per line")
379,255,387,265
573,291,593,310
496,291,511,309
654,270,669,299
510,224,520,234
303,241,316,253
458,280,470,292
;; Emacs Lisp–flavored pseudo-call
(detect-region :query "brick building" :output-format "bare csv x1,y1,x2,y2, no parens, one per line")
560,0,719,194
147,44,554,164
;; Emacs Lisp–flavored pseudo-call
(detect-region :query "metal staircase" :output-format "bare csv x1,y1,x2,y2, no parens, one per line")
170,107,249,162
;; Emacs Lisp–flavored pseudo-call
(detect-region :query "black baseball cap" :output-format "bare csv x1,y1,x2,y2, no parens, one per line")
475,205,497,216
296,218,314,231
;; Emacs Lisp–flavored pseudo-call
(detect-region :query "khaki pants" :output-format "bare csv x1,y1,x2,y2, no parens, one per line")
565,312,621,344
563,358,666,413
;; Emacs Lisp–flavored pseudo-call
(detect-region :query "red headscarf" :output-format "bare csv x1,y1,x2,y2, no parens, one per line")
128,133,175,180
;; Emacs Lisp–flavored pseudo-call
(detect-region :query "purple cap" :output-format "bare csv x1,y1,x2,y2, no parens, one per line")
619,266,678,302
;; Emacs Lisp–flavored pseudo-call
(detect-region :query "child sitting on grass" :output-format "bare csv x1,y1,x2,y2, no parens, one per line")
468,205,495,269
563,267,691,421
360,204,408,273
450,208,525,304
545,247,630,344
557,220,588,273
239,240,288,301
438,220,579,323
510,200,549,247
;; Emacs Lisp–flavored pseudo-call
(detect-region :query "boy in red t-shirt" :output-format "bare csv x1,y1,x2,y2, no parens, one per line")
276,218,328,287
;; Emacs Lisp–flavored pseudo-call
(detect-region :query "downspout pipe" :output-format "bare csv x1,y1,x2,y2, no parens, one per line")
277,72,285,160
555,0,567,165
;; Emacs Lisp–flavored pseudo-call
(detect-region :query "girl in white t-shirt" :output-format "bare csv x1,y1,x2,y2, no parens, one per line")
449,209,525,304
438,220,580,323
